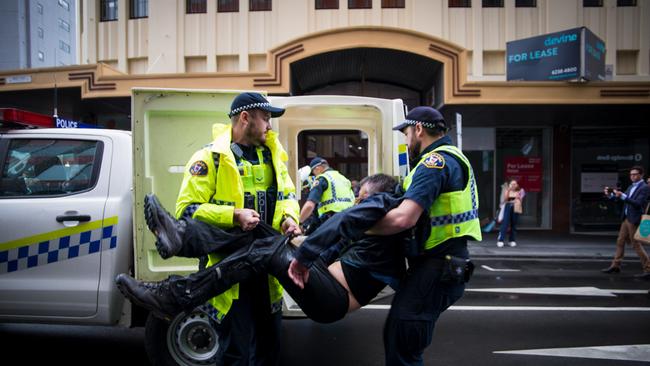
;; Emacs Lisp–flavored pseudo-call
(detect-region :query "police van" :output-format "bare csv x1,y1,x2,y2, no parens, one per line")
0,89,406,365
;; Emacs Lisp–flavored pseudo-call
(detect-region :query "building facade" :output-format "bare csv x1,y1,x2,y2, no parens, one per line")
1,0,649,235
0,0,77,71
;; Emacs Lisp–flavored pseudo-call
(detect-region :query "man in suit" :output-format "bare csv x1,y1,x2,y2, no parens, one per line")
602,166,650,279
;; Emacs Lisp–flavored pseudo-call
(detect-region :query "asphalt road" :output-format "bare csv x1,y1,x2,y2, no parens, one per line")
2,257,649,365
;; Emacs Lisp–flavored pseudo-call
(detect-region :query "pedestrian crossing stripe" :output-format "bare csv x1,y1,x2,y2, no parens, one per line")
0,216,118,274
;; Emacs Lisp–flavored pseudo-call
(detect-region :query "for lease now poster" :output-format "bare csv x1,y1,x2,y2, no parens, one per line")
504,157,542,192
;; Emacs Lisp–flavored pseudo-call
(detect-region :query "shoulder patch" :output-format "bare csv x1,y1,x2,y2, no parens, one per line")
423,152,445,169
312,179,320,187
189,160,209,176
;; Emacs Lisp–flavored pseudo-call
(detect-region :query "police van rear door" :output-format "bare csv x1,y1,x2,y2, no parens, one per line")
268,95,407,187
131,88,246,281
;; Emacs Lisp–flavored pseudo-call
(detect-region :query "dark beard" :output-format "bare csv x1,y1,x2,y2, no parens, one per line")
408,140,421,168
244,124,262,147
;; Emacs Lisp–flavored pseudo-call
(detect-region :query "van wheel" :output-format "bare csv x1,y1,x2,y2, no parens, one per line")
144,310,220,366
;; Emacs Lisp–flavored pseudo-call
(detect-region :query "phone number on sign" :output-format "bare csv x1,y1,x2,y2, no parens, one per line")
551,66,577,75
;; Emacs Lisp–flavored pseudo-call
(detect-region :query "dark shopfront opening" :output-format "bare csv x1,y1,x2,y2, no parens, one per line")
571,127,650,233
0,88,131,130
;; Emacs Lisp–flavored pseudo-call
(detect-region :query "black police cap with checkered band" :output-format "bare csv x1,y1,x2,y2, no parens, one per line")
228,92,285,118
392,106,447,132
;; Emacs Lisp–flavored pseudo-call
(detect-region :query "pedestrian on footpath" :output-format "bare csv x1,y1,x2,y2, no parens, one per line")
497,178,525,248
602,166,650,279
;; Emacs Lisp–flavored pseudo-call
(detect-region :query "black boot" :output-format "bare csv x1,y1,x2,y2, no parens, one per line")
115,273,186,320
144,194,186,259
115,236,287,320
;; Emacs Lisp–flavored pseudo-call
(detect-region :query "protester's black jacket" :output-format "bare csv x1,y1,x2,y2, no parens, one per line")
294,192,430,279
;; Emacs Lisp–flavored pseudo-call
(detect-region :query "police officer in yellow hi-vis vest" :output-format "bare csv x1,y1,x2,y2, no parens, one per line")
299,157,354,228
119,92,300,366
368,106,481,366
299,157,355,263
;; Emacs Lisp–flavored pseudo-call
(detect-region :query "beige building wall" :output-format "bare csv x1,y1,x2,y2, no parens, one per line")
79,0,649,81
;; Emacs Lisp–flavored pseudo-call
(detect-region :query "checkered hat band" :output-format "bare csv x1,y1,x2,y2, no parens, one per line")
229,102,272,117
405,119,443,129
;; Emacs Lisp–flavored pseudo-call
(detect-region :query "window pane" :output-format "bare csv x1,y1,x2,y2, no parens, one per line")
100,0,118,21
515,0,536,7
1,139,101,197
617,0,636,6
250,0,272,11
130,0,148,18
382,0,405,8
218,0,239,12
449,0,471,8
316,0,339,9
583,0,603,7
348,0,372,9
483,0,504,7
186,0,207,13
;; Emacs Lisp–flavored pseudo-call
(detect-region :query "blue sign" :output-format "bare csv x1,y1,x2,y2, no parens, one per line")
55,117,97,129
507,27,605,81
583,27,606,81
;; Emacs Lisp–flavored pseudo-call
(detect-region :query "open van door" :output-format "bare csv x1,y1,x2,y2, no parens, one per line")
268,95,406,194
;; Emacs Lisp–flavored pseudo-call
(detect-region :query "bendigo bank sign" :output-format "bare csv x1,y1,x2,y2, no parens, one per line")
506,27,605,81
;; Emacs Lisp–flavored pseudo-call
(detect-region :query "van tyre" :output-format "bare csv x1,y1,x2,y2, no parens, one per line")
145,309,220,366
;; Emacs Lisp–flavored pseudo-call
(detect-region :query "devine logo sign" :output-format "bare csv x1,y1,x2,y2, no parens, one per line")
506,27,605,81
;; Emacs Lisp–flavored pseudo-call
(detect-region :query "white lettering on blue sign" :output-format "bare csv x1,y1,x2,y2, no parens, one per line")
544,32,578,47
508,47,558,64
56,118,78,128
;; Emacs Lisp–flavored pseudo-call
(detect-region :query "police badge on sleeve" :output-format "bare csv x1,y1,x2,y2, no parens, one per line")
423,153,445,169
189,160,209,176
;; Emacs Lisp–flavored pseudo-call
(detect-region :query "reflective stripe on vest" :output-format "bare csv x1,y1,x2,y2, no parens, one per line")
316,170,355,217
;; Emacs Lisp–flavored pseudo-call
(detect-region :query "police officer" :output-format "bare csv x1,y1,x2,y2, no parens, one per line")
299,157,355,229
368,106,482,365
132,92,300,366
299,157,355,263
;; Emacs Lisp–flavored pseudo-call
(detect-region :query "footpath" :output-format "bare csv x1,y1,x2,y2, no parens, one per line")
469,231,618,260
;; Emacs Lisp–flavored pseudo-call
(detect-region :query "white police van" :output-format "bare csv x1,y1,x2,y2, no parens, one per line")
0,89,406,365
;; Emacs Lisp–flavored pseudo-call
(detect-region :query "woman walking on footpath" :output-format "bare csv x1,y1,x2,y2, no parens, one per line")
497,178,525,247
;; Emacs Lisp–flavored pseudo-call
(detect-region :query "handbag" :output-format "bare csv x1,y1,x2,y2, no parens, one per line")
497,203,505,224
634,203,650,245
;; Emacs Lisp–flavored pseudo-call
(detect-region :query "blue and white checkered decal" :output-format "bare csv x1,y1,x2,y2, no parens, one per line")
0,217,118,274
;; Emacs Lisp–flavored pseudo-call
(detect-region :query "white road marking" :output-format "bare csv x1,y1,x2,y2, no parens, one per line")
494,344,650,362
363,305,650,311
480,265,521,272
465,286,649,297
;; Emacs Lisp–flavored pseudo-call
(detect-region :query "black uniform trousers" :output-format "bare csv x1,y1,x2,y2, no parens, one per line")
383,245,468,366
213,273,282,366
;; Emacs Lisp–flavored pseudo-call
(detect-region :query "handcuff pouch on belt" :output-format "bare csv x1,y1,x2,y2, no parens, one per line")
440,255,474,284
